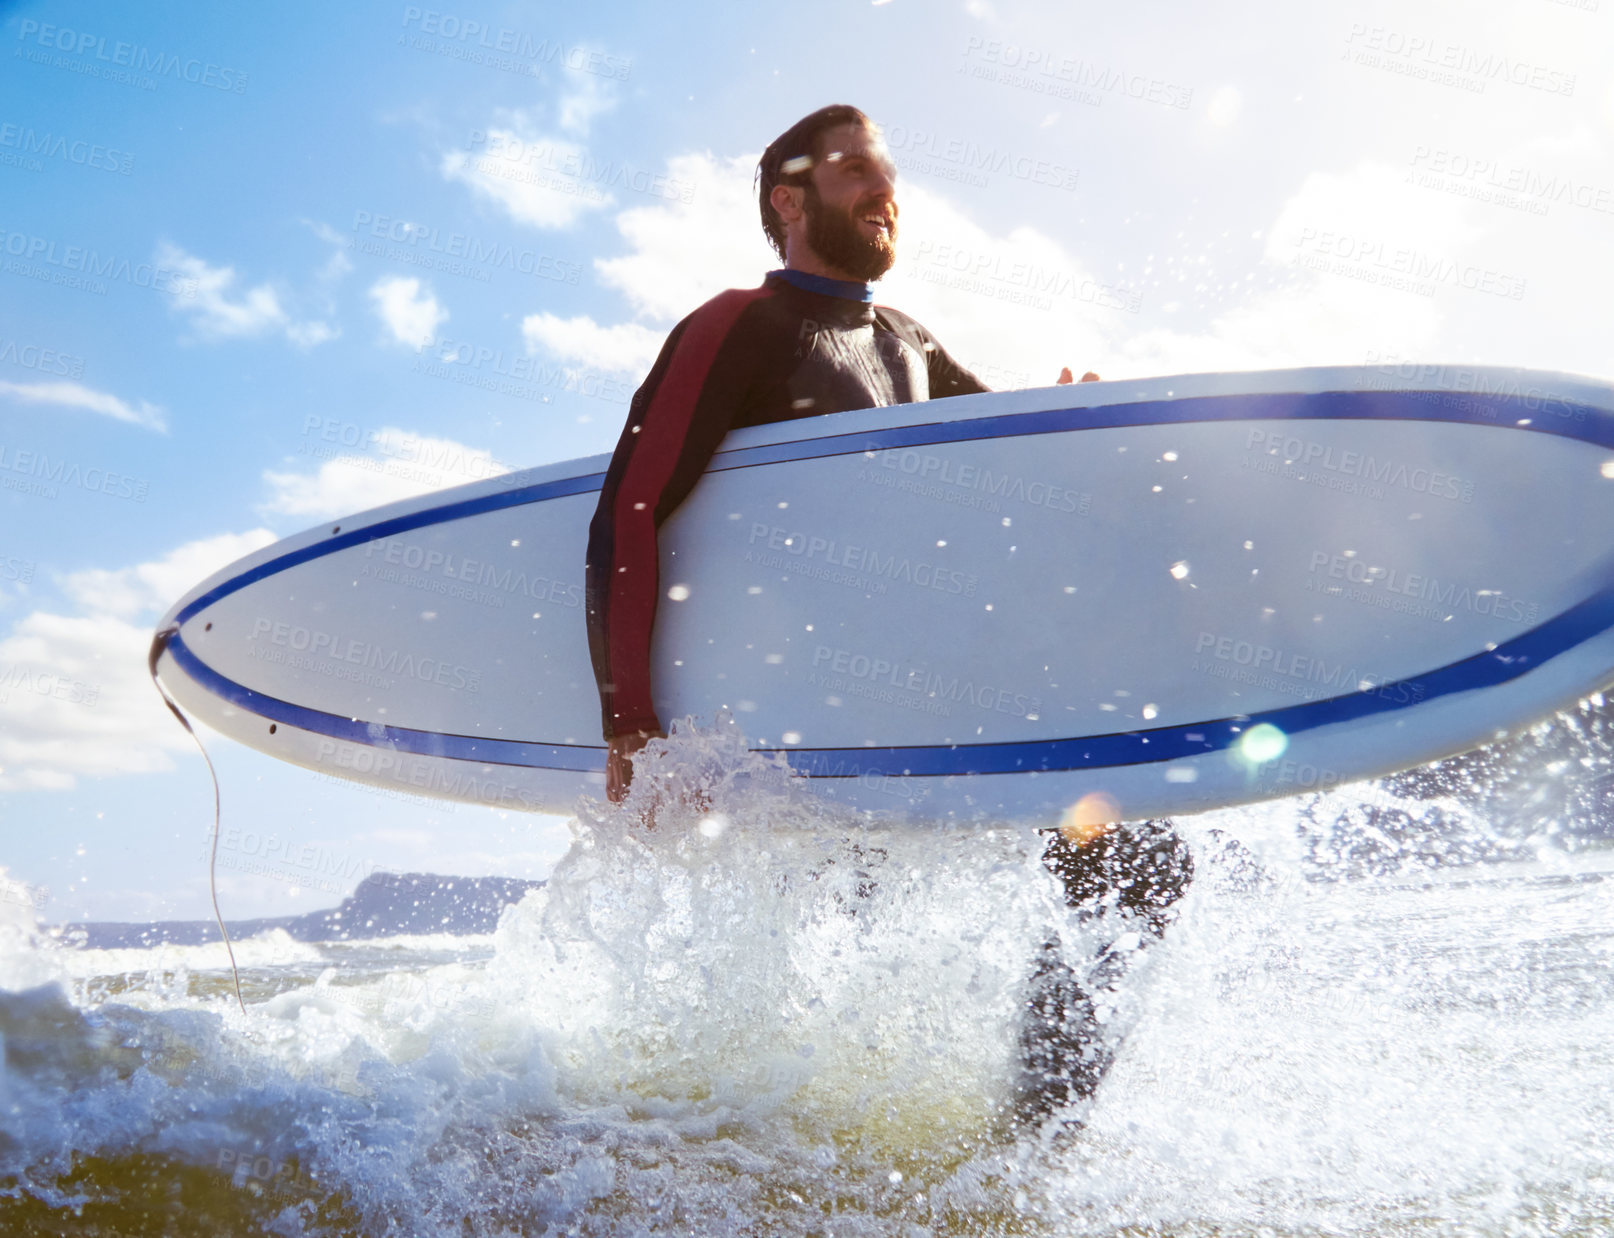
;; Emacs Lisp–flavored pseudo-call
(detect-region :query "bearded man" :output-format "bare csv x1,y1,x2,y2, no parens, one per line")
584,103,1191,1124
586,104,1005,795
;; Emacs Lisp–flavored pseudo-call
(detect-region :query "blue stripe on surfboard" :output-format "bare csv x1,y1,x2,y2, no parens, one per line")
175,387,1614,628
164,562,1614,780
164,634,608,773
172,471,606,627
710,387,1614,473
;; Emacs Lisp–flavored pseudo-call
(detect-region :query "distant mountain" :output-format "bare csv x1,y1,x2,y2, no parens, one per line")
71,871,546,950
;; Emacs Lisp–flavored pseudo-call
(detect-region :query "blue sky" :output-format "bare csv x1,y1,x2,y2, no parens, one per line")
2,0,1611,921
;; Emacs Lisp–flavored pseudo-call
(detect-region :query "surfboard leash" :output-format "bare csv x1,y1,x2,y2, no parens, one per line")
148,623,247,1016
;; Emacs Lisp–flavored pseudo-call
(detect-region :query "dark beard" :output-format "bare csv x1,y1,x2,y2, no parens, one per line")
803,181,897,282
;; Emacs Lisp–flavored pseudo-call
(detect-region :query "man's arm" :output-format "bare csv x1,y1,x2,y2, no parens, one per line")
918,327,991,399
585,288,768,799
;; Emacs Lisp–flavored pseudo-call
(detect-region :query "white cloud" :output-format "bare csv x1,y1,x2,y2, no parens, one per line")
595,152,774,322
1265,161,1482,261
0,531,278,792
557,73,616,136
287,320,341,348
158,243,337,347
261,428,514,520
1206,85,1243,127
302,217,355,282
0,610,181,790
441,125,613,230
577,148,1467,386
588,150,1115,379
0,379,166,432
369,276,448,349
62,529,277,620
521,312,662,376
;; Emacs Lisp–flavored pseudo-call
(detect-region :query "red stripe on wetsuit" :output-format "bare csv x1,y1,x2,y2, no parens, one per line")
588,285,773,738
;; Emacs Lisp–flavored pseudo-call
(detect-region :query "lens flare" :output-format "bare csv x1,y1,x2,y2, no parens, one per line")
1059,792,1121,844
1238,723,1289,764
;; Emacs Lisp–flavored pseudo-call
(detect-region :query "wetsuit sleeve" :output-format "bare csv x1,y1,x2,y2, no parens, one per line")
585,289,768,740
873,307,991,398
923,333,992,399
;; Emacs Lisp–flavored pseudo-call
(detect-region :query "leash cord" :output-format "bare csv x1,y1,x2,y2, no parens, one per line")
148,624,246,1016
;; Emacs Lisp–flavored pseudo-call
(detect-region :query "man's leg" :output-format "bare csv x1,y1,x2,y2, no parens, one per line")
1015,820,1194,1124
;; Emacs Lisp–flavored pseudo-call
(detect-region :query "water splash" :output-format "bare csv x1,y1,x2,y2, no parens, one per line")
4,718,1614,1235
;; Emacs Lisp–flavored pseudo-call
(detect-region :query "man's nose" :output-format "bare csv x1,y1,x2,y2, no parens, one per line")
867,161,896,203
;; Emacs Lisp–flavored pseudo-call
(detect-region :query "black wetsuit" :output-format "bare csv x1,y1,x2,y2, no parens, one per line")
585,268,987,740
1017,824,1195,1124
585,266,1194,1126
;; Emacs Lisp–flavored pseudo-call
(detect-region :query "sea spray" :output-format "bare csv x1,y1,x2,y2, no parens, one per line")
11,722,1609,1235
490,716,1095,1163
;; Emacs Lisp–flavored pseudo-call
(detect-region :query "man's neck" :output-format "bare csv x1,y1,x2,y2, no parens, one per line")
785,249,863,282
775,265,875,303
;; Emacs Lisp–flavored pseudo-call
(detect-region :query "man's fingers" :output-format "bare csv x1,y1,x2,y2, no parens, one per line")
606,746,629,802
604,729,664,805
1056,366,1074,385
1080,371,1101,383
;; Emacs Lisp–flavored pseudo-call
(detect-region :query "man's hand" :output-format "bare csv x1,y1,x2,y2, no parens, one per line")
606,729,663,803
1057,367,1102,384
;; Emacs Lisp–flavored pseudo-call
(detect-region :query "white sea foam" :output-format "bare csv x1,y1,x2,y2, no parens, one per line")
2,723,1613,1235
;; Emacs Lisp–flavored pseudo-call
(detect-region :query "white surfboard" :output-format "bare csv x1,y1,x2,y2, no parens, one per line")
153,364,1614,824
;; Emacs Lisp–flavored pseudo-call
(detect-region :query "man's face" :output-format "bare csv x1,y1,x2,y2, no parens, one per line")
801,123,899,281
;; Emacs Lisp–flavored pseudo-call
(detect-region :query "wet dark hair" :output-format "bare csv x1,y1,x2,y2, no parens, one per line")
756,104,874,261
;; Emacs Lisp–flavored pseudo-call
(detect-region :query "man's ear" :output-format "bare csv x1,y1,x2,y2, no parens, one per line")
770,182,805,226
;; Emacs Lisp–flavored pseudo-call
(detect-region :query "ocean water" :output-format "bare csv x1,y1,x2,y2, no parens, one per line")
3,723,1613,1237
